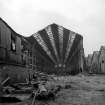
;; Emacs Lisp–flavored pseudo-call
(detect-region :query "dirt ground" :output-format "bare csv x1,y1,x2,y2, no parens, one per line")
1,74,105,105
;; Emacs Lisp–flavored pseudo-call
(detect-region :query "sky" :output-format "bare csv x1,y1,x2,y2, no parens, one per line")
0,0,105,56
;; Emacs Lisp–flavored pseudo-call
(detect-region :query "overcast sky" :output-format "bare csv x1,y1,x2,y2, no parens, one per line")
0,0,105,56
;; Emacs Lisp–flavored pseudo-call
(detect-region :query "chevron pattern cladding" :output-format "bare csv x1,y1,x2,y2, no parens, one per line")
32,23,83,74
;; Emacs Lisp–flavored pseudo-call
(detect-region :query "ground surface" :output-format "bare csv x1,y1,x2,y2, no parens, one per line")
1,74,105,105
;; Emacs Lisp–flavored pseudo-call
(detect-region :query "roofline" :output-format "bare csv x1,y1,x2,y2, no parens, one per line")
0,17,23,38
32,23,83,38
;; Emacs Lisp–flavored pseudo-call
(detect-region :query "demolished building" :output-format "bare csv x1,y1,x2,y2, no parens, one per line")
86,46,105,74
0,18,85,104
27,23,84,75
0,18,36,84
99,46,105,73
0,18,85,85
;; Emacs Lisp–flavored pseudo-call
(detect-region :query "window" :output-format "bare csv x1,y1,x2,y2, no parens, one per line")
0,27,1,44
102,60,104,63
21,39,27,53
11,32,16,52
29,51,32,57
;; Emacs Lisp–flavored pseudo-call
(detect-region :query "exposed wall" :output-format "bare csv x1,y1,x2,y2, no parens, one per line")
0,20,11,60
0,19,35,67
0,18,37,83
0,19,22,63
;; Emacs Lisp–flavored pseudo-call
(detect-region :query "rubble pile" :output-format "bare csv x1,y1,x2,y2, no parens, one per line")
0,71,62,104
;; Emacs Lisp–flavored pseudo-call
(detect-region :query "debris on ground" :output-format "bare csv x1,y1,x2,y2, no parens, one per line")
0,71,62,104
1,73,105,105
